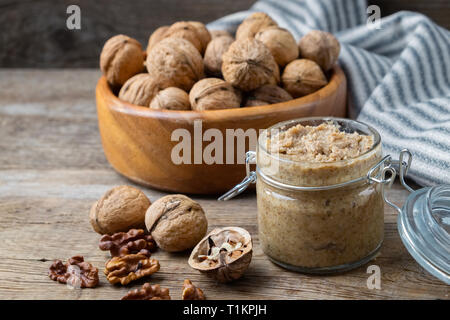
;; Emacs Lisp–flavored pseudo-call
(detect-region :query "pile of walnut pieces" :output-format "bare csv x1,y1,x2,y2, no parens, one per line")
99,13,340,110
48,185,253,299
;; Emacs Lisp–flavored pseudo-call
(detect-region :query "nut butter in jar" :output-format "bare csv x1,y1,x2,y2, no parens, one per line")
255,118,384,273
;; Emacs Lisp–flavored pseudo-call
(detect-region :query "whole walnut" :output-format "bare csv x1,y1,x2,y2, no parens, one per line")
298,30,340,71
210,30,232,39
119,74,162,107
255,27,299,67
146,38,204,92
222,38,280,91
203,36,234,77
188,21,212,54
189,78,241,111
236,12,277,40
244,84,293,107
163,21,204,54
145,194,207,252
150,87,191,110
146,26,169,53
90,185,151,235
100,35,145,87
282,59,328,97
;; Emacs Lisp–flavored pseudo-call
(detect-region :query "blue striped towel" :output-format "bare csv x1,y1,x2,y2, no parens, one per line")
207,0,450,186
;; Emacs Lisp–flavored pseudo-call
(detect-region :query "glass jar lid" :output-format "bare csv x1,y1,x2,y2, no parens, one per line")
397,184,450,285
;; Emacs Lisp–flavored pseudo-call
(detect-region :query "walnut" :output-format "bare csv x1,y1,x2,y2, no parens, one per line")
182,279,205,300
145,194,208,252
210,30,232,39
298,30,340,71
236,12,277,40
146,26,169,53
244,84,293,107
163,21,203,54
203,36,234,77
99,229,157,257
104,253,160,285
100,34,145,88
118,74,162,107
189,78,241,111
146,37,204,92
188,21,212,54
89,185,151,235
122,283,171,300
222,38,280,91
48,256,99,288
188,227,253,283
150,87,191,110
282,59,328,98
255,27,299,67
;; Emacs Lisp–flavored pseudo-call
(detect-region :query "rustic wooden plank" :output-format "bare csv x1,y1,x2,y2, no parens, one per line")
0,70,448,300
0,0,448,67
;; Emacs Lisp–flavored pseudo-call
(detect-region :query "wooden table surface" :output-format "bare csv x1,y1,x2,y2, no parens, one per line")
0,69,448,300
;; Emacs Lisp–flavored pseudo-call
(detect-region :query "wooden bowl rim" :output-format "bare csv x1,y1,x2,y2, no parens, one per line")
97,65,346,122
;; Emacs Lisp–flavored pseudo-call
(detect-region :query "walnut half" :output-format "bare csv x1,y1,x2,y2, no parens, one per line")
188,227,253,283
104,253,160,285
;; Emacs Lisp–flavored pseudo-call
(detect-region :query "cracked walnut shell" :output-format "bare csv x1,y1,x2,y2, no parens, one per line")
244,84,293,107
99,228,157,257
282,59,328,98
203,35,234,77
146,37,204,92
89,185,151,235
236,12,277,40
298,30,340,71
122,283,171,300
104,253,160,285
255,27,299,67
118,74,162,107
222,38,280,91
188,227,253,283
145,194,208,252
189,78,241,111
100,34,145,87
182,279,205,300
48,255,99,288
150,87,191,110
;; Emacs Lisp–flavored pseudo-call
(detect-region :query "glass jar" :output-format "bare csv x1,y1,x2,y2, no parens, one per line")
256,118,384,273
220,117,449,281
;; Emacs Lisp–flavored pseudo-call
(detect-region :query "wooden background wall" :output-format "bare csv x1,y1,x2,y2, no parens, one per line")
0,0,448,68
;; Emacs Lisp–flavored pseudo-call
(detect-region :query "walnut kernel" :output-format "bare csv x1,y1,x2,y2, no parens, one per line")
222,38,280,91
100,34,145,87
282,59,328,97
150,87,191,110
189,78,241,111
122,283,171,300
182,279,205,300
298,30,340,71
145,194,208,252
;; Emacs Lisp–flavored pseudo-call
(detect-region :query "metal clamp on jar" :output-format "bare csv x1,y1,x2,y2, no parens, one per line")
219,117,449,284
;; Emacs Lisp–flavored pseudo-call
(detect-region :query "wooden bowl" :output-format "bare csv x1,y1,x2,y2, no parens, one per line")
96,65,347,194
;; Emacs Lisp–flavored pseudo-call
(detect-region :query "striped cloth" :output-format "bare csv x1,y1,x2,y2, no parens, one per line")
207,0,450,186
